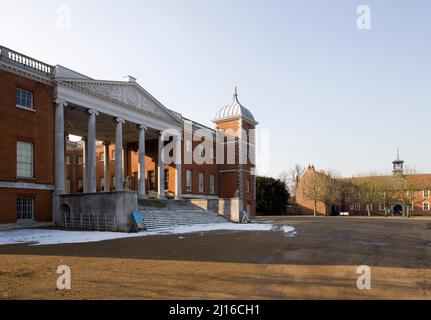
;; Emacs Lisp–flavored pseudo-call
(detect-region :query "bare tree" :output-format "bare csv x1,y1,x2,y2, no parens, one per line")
292,164,306,188
304,171,323,217
303,169,342,216
393,170,427,218
378,176,398,217
278,171,290,191
319,170,343,216
279,164,305,203
352,177,381,217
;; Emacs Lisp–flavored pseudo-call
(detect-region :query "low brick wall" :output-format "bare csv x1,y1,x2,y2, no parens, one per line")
55,191,138,232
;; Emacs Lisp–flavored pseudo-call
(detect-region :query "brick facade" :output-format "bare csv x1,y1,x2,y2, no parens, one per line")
0,69,54,223
296,165,431,216
295,166,328,215
0,47,257,225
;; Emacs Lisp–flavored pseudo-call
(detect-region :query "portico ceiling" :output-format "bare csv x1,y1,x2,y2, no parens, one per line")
64,104,160,144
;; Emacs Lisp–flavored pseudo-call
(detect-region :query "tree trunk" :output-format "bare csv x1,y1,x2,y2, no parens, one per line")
384,205,388,217
367,204,371,217
313,201,317,217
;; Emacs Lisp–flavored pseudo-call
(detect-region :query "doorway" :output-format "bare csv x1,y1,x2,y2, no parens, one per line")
393,204,403,216
331,205,340,216
148,170,155,191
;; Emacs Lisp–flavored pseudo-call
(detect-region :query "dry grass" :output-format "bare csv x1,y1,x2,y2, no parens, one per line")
1,254,430,300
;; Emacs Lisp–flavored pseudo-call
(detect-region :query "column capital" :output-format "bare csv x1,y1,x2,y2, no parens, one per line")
102,141,111,146
88,108,99,116
54,99,68,107
157,130,166,138
138,124,148,131
115,117,125,124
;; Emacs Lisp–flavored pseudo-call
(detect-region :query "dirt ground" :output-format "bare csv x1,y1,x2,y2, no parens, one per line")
1,216,431,300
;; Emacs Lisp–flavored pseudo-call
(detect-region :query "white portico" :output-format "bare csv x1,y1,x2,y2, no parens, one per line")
0,45,256,229
53,67,184,204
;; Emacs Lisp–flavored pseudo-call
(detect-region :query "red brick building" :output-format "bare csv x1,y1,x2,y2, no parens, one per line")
0,49,55,225
296,156,431,216
0,46,257,226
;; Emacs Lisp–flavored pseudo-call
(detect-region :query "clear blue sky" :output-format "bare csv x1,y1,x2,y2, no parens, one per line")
1,0,430,177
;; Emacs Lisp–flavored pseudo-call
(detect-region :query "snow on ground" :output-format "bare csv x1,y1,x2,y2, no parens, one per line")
281,225,297,237
0,223,296,246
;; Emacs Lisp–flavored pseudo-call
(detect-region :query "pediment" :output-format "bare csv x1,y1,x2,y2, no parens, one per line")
67,80,182,124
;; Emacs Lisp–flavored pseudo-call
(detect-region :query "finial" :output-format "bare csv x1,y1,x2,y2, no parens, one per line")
233,86,238,98
397,148,400,159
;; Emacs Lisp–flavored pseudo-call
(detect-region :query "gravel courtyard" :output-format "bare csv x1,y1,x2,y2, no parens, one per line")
0,216,430,299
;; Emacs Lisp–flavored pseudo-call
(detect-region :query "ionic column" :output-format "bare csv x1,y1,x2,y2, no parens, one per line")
54,99,67,194
157,131,165,198
65,133,69,193
81,137,87,193
175,134,182,199
115,118,125,191
138,124,147,198
103,141,111,192
87,109,99,193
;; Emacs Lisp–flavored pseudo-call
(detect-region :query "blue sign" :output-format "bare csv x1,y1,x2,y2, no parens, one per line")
132,211,146,230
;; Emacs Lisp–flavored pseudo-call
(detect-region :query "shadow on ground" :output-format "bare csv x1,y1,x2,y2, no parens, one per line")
0,217,430,270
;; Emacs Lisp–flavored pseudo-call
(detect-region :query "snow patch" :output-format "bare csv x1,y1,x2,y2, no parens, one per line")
269,225,297,237
0,223,296,246
281,225,297,237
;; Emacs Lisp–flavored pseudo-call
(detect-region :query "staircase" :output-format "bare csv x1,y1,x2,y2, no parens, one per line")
250,216,273,223
138,199,230,232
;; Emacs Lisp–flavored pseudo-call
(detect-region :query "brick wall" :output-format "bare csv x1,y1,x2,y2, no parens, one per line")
295,166,328,216
0,69,54,223
0,189,52,223
216,118,256,215
296,166,431,216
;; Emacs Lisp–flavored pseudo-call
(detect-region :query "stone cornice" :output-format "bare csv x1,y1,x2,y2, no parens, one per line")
0,62,54,86
212,114,258,126
56,80,182,127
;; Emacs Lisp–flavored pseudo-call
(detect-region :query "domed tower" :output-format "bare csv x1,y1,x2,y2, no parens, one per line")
213,87,258,218
393,148,404,175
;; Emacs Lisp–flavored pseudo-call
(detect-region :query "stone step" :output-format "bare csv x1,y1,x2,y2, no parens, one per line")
142,213,225,218
250,217,273,223
142,212,224,217
139,206,230,232
141,211,215,215
138,199,206,210
143,218,224,222
144,221,226,227
143,220,227,226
